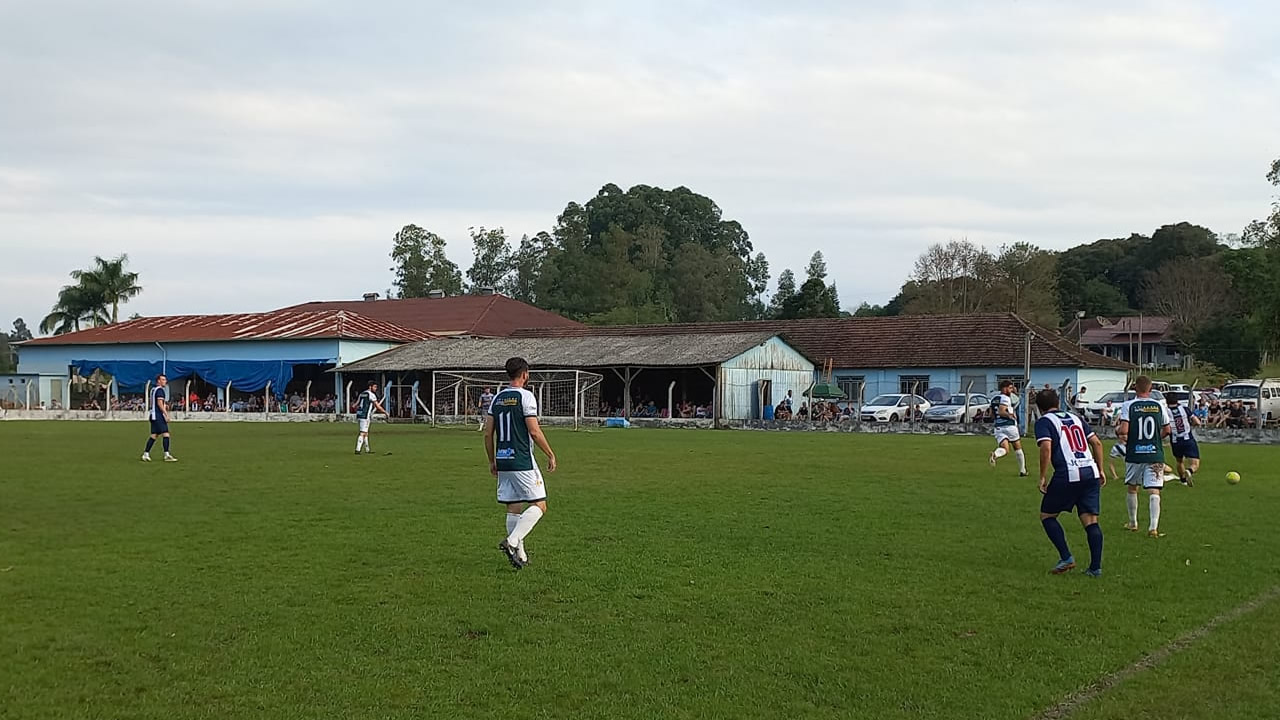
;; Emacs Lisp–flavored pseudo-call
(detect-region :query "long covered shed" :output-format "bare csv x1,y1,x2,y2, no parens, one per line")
335,331,817,423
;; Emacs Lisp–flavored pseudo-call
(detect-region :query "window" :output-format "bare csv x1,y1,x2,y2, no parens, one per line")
995,374,1026,392
838,377,864,404
899,375,930,394
960,374,987,395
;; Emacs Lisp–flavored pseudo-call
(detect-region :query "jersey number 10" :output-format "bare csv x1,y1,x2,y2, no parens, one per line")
1063,424,1089,453
1135,415,1158,441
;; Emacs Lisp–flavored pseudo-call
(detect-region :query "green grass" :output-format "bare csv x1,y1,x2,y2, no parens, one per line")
2,422,1278,720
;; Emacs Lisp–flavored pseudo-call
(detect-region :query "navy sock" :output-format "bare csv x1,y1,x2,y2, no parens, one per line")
1085,523,1103,572
145,438,155,453
162,437,171,453
1041,517,1072,562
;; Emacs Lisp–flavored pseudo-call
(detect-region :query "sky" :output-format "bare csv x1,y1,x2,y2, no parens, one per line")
2,0,1278,334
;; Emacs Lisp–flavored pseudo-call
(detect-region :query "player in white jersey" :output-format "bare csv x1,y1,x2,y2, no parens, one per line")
485,357,557,570
988,379,1027,476
477,387,496,432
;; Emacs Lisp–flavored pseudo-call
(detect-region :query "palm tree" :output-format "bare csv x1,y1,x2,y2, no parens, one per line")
40,284,108,335
72,254,142,324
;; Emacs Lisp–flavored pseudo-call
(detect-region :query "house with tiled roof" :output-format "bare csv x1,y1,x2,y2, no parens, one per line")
513,313,1132,404
1063,316,1180,369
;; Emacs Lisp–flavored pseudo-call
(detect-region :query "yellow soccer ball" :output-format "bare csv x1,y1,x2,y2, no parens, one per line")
1226,471,1242,485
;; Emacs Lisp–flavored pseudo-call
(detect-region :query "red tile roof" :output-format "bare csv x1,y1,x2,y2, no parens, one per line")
511,313,1132,370
279,294,584,337
1070,316,1175,346
23,310,434,346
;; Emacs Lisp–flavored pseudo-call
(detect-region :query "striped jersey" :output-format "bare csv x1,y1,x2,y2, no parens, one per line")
991,394,1016,427
150,386,167,421
1035,411,1100,483
1169,404,1196,442
356,390,377,419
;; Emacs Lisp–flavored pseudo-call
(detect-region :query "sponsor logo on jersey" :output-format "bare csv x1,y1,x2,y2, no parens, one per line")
496,448,515,459
1133,443,1158,454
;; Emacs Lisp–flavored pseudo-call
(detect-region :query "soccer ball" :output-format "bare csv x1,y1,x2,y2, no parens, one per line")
1226,471,1241,485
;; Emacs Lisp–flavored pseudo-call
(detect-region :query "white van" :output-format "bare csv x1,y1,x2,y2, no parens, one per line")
1219,379,1280,423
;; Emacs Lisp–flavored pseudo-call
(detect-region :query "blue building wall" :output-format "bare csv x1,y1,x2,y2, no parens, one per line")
832,366,1127,403
17,338,403,409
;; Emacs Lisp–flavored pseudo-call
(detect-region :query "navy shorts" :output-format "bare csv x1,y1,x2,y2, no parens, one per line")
1041,477,1101,516
1172,439,1199,460
150,418,169,435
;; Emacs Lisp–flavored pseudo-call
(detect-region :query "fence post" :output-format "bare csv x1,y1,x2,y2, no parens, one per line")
964,380,974,426
26,381,33,410
225,381,232,413
430,372,437,428
305,380,312,415
574,371,582,431
909,381,919,431
264,382,272,417
345,380,353,419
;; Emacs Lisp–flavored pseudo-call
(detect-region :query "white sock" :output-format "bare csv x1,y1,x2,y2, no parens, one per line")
506,513,527,561
993,447,1008,459
507,505,544,548
1015,449,1026,473
1127,493,1139,525
1149,494,1161,532
356,436,363,451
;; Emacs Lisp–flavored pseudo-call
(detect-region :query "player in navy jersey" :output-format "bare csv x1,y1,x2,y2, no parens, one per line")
988,379,1027,476
354,381,388,454
1167,393,1201,487
1034,389,1106,576
141,374,177,462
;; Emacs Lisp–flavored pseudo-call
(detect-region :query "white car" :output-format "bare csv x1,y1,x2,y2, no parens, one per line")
1082,389,1166,424
860,394,931,423
923,393,989,423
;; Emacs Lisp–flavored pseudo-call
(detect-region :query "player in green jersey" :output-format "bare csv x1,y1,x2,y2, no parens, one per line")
1116,376,1173,537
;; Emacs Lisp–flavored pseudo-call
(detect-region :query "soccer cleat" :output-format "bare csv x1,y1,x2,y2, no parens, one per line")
164,455,178,463
498,540,524,570
1051,558,1076,574
1084,568,1102,578
1123,523,1139,532
1019,471,1028,477
1148,530,1165,539
140,453,151,462
355,450,361,455
1184,473,1195,488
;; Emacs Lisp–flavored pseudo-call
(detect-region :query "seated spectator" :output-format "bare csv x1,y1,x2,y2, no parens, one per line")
1226,401,1247,429
797,403,809,420
694,405,708,418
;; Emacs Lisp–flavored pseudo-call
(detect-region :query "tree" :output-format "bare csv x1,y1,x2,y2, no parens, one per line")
768,269,797,317
744,252,771,319
40,283,108,336
71,255,141,324
536,184,763,322
906,239,998,315
510,232,553,305
465,226,514,293
992,242,1058,325
780,277,841,319
389,225,463,298
1141,258,1234,337
1195,316,1263,377
10,318,32,342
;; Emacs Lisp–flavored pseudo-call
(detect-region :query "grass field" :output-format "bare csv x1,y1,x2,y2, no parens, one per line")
2,422,1279,720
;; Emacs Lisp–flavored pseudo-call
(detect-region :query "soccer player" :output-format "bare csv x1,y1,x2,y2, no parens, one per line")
485,357,557,570
989,380,1027,476
1035,389,1106,576
354,381,388,454
141,374,177,462
477,387,496,432
1117,376,1173,537
1167,393,1202,487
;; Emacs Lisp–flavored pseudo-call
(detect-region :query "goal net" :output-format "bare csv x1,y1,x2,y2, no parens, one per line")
430,370,604,429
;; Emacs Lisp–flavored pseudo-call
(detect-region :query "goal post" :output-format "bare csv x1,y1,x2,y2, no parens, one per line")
431,369,604,430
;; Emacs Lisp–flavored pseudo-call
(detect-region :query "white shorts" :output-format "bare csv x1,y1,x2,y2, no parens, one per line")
994,426,1021,445
358,418,370,433
497,469,546,504
1125,463,1164,489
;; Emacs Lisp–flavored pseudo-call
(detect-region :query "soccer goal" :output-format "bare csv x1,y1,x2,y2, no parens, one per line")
430,370,604,429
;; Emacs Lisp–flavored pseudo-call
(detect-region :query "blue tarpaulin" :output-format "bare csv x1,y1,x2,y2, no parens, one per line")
71,359,331,396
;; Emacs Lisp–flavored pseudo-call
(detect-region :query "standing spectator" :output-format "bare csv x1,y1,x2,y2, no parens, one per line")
1072,386,1088,414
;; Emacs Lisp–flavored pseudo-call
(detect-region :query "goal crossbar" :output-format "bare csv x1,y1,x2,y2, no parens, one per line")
430,369,603,430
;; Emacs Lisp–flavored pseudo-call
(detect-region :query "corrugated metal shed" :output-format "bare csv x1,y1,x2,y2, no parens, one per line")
22,310,434,346
338,332,813,372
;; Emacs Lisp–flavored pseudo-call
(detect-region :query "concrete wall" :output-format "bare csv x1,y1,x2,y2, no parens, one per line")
720,337,816,421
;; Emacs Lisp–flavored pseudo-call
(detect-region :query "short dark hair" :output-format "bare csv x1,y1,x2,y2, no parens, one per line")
157,374,166,380
367,380,377,388
1036,389,1059,413
505,357,530,379
999,379,1015,391
1166,393,1179,405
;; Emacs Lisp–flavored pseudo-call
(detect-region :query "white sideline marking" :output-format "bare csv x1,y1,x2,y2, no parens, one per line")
1032,585,1280,720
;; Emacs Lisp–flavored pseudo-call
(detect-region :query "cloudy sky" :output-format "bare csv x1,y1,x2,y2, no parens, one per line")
2,0,1277,333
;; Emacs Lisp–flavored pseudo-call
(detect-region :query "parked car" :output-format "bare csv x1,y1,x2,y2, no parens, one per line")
923,393,989,423
1082,390,1166,424
860,394,931,423
1219,379,1280,423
